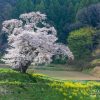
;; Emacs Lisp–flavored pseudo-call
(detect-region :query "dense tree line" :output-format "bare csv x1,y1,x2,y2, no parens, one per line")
10,0,100,43
0,0,100,66
0,0,100,42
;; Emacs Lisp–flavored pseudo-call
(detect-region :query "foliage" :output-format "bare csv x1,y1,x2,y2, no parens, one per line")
91,49,100,67
13,0,76,43
76,3,100,27
91,59,100,66
0,0,100,44
91,30,100,67
68,27,95,59
52,55,67,64
11,0,100,43
76,0,100,10
2,12,74,73
12,0,34,18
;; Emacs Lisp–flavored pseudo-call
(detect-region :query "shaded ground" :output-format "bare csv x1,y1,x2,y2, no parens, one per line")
34,69,100,80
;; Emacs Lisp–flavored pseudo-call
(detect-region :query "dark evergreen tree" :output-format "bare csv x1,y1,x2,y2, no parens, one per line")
12,0,34,18
76,3,100,27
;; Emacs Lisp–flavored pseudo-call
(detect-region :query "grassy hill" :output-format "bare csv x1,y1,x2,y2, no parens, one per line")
0,68,100,100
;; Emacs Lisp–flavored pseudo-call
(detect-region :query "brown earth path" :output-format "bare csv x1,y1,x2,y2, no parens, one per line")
35,69,100,80
0,64,100,80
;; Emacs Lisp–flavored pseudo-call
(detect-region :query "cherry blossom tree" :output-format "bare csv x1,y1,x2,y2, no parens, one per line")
2,12,74,73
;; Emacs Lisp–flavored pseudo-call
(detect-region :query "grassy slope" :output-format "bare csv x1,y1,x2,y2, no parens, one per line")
0,68,100,100
0,68,63,100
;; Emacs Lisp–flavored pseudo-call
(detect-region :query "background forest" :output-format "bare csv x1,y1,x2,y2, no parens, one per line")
0,0,100,69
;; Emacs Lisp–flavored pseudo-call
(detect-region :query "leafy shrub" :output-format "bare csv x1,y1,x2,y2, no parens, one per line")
91,59,100,67
52,55,67,64
68,27,95,60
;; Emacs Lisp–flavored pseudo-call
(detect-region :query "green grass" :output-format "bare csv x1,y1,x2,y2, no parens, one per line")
0,68,65,100
0,68,100,100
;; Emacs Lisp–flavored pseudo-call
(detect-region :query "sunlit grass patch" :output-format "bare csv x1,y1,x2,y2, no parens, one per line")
0,68,100,100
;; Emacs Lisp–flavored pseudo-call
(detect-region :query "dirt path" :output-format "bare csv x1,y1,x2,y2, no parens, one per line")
35,70,100,80
0,64,99,80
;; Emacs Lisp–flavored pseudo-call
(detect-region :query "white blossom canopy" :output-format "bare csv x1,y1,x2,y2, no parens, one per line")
2,12,74,72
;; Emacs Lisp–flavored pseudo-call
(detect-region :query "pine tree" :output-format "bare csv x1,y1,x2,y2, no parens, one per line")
12,0,34,18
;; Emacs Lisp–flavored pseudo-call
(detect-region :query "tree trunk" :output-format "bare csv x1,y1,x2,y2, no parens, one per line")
12,61,31,73
20,61,31,73
20,65,29,73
